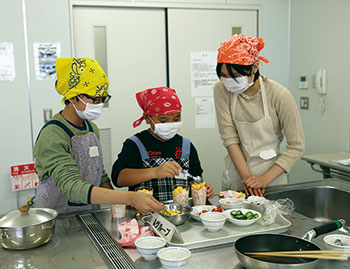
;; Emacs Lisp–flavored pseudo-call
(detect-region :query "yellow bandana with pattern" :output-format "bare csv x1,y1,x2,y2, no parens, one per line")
56,58,109,103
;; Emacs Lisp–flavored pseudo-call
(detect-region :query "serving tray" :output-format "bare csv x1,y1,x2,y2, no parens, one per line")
147,204,291,250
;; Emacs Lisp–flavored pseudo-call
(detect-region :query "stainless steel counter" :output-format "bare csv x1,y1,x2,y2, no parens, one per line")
302,152,350,180
1,177,350,268
0,213,108,268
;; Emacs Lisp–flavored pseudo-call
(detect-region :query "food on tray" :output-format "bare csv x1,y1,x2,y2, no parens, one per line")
230,210,259,220
219,190,245,199
196,206,223,215
212,206,223,212
223,199,241,205
162,209,181,216
172,186,189,205
136,187,154,195
191,182,207,206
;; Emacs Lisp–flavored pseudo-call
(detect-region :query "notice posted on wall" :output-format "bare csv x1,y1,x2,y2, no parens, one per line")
190,51,218,97
10,163,39,191
0,42,16,81
195,97,216,129
33,42,61,80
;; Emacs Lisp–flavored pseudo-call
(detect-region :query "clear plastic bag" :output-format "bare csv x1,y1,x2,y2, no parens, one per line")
275,198,295,216
258,198,295,226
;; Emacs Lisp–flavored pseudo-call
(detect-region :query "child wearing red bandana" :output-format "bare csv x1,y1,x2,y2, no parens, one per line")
112,87,214,202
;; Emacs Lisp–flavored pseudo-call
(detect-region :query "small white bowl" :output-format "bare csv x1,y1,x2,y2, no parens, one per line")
135,236,166,261
157,247,191,269
246,195,266,206
218,198,243,209
190,205,216,221
200,212,227,232
324,234,350,257
224,208,261,226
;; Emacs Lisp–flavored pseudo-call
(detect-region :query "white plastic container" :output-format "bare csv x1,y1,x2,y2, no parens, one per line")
111,204,126,218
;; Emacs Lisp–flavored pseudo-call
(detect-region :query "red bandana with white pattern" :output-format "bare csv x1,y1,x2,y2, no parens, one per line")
133,87,182,128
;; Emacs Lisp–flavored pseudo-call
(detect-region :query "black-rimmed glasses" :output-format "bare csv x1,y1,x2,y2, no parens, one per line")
80,94,112,104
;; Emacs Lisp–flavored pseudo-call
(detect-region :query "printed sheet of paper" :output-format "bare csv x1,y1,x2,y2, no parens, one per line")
190,51,218,97
0,43,15,81
33,42,61,80
195,97,216,129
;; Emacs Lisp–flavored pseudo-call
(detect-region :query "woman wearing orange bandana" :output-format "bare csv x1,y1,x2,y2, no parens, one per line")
214,34,305,197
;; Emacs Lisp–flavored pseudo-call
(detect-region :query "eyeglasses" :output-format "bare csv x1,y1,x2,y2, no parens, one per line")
79,94,112,104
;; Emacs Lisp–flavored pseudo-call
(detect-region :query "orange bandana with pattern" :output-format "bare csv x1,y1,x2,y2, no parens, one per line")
217,34,269,65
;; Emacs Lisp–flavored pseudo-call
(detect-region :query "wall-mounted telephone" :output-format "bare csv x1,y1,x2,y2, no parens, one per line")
315,69,326,111
316,69,326,94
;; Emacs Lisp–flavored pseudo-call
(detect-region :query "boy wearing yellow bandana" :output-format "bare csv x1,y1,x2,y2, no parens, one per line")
34,58,164,214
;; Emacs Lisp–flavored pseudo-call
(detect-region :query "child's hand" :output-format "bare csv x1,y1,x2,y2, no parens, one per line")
205,183,214,199
131,192,165,214
154,161,182,179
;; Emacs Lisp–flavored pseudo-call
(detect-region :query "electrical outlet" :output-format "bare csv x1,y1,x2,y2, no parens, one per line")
43,109,52,123
300,97,309,110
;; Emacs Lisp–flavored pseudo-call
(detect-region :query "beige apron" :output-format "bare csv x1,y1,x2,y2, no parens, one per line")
224,77,287,191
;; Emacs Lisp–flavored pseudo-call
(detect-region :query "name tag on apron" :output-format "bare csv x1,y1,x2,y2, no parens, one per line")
89,146,99,157
259,149,277,160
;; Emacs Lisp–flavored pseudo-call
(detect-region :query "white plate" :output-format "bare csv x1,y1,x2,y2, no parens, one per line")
190,205,216,221
218,198,244,209
224,208,261,226
246,195,266,206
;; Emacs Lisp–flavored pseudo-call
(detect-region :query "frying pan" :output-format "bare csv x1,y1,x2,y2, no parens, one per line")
234,220,344,269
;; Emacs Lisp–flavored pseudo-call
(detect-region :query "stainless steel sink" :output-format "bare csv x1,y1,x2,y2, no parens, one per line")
265,186,350,225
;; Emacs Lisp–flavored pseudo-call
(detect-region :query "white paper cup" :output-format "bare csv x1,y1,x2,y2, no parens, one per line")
111,204,126,218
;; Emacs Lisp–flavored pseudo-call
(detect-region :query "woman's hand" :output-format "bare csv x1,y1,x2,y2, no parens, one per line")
244,185,265,197
243,175,267,189
243,175,266,197
130,192,165,215
153,161,182,179
205,183,214,199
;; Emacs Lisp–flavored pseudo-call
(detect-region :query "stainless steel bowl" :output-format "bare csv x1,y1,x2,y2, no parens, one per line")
0,205,58,250
160,204,192,226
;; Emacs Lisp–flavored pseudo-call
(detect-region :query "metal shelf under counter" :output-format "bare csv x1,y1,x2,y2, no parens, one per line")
302,152,350,181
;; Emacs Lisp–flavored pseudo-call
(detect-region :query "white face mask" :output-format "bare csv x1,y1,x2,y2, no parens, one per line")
220,76,255,94
150,117,182,140
73,96,104,121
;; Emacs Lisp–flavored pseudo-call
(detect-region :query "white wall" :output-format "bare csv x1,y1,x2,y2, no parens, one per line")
0,0,290,214
0,1,33,214
227,0,290,88
289,0,350,183
0,0,72,214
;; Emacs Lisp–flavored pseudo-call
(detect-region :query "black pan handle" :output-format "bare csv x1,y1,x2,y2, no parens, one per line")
313,219,343,237
303,219,345,241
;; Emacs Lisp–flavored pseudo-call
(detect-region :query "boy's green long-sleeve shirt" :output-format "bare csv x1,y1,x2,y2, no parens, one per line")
34,112,110,204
